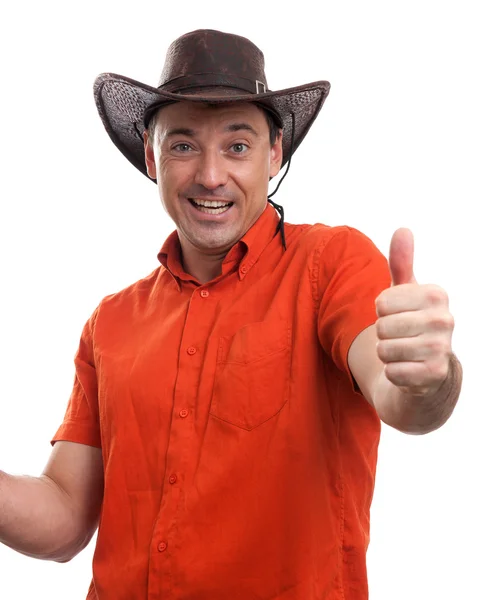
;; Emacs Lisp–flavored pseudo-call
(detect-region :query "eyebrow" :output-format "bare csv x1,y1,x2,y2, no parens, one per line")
225,123,258,136
166,127,196,138
165,123,259,138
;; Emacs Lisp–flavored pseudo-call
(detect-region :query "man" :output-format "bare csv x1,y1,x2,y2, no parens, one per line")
0,29,462,599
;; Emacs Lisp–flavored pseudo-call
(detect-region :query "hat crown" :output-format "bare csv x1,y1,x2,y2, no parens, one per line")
158,29,268,92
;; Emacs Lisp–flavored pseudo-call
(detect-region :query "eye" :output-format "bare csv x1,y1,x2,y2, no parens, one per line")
231,143,248,154
173,143,192,152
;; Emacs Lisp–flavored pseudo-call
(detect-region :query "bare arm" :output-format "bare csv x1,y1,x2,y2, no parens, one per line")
0,441,104,562
348,324,462,434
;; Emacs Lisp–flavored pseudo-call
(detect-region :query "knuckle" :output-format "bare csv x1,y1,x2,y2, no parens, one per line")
384,362,397,381
384,362,407,386
426,337,449,356
376,341,389,361
425,285,448,306
435,363,448,381
375,295,387,315
426,359,449,383
375,318,387,339
437,362,450,381
444,312,455,331
430,311,455,331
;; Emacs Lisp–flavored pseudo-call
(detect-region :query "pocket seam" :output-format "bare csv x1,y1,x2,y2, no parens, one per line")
217,324,290,365
217,344,290,366
210,395,289,431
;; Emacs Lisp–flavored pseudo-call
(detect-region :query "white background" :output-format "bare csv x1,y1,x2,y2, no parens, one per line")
0,1,476,598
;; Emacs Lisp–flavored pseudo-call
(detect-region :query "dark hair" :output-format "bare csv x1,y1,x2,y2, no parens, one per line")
147,102,282,147
258,106,281,146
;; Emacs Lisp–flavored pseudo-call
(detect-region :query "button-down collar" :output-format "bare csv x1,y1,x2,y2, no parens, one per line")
157,203,281,287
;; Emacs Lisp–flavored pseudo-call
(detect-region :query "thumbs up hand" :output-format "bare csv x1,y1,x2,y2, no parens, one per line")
375,229,454,396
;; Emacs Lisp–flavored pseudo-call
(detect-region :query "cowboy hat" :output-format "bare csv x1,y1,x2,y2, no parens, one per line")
94,29,330,181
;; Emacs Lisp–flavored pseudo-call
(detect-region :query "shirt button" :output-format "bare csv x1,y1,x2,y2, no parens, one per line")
158,541,168,552
200,289,209,298
169,474,177,484
240,265,247,274
179,409,189,418
187,346,197,355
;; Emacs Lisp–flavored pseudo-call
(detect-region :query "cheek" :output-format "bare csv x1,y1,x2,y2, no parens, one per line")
245,159,270,197
235,156,269,187
157,159,190,203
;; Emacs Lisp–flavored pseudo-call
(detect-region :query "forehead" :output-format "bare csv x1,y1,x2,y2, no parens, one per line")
154,101,267,130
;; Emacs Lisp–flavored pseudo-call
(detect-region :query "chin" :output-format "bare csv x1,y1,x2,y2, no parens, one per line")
197,237,236,251
194,230,240,252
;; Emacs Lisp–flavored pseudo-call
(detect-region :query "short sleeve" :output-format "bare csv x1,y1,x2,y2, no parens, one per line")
313,227,391,387
51,308,101,448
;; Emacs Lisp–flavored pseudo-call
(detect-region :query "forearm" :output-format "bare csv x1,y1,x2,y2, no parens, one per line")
373,354,463,434
0,471,90,562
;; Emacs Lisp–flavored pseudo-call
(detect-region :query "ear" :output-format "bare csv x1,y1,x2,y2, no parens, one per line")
269,130,284,178
143,131,157,180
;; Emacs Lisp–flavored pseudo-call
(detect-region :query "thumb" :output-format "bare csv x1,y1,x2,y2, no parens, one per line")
389,228,417,286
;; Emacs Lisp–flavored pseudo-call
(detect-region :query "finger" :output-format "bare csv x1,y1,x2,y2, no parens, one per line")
384,359,450,391
389,228,416,286
376,312,423,339
376,284,448,317
376,284,424,316
376,335,451,363
376,308,454,340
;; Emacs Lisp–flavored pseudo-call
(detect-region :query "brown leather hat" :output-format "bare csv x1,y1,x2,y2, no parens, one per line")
94,29,330,181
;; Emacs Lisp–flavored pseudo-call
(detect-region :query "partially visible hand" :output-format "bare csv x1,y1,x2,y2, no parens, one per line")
375,228,454,397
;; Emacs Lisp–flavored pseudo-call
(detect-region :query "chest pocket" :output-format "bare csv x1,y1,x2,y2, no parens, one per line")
210,318,292,430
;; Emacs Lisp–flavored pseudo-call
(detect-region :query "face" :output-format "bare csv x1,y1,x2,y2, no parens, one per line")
144,102,283,255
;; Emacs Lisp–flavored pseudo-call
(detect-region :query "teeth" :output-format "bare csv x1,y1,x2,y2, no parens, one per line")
194,204,230,215
192,199,230,208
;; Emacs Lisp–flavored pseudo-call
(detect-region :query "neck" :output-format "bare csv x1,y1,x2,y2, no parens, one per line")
180,242,229,284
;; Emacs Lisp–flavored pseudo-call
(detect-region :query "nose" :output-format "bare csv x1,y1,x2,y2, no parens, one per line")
194,149,229,190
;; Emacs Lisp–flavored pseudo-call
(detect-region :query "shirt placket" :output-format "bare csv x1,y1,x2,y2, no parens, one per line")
147,283,216,600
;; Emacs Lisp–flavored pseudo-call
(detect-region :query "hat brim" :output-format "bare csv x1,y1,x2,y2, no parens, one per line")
93,73,331,180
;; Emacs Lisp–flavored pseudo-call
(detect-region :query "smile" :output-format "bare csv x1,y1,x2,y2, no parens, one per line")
188,198,233,215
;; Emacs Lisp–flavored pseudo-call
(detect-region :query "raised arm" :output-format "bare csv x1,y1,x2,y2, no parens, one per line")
0,440,103,562
348,228,462,434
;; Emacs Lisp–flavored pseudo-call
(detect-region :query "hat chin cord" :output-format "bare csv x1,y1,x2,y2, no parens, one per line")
267,112,295,251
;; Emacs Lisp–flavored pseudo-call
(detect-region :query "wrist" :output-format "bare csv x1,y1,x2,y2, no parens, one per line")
375,354,462,434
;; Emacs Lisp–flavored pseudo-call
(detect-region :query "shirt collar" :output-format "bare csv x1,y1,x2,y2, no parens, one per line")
157,202,281,286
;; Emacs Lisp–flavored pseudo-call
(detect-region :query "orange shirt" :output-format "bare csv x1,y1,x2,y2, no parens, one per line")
53,203,391,600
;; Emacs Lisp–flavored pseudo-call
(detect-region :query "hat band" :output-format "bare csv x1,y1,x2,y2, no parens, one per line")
159,73,268,95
